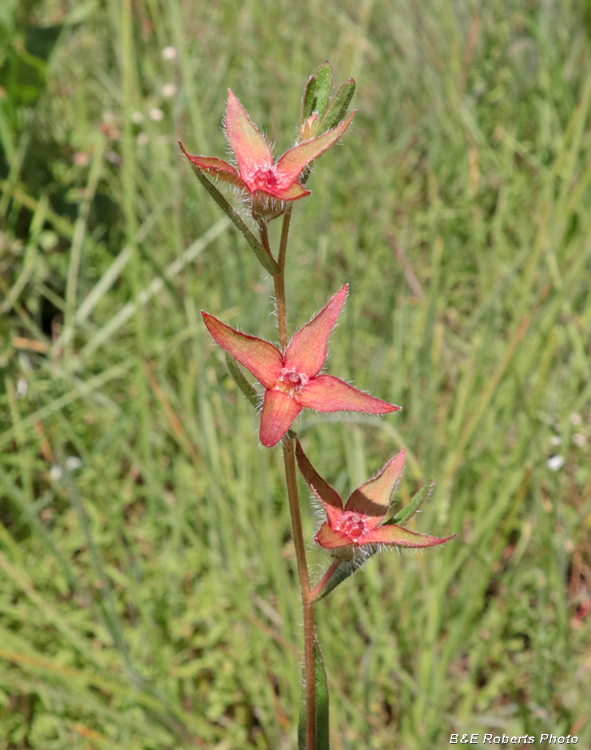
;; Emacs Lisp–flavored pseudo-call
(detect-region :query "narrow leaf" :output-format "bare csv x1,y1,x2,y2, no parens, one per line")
321,79,356,132
388,480,434,526
301,75,317,123
298,638,329,750
313,61,334,118
314,561,353,601
225,354,258,408
191,169,280,275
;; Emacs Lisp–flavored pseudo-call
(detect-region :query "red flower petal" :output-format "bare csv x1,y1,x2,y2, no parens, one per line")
201,312,282,389
225,90,273,179
298,375,401,414
315,522,353,549
295,440,343,525
275,111,355,184
261,182,311,201
361,525,454,548
345,449,405,528
284,285,348,378
178,142,246,188
259,390,302,447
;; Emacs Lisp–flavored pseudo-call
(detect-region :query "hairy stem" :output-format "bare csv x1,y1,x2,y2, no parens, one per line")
260,222,288,351
282,436,315,750
263,212,316,749
278,205,292,272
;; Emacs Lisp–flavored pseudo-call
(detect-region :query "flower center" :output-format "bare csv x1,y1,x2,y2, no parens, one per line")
252,167,279,191
334,512,368,541
275,368,309,396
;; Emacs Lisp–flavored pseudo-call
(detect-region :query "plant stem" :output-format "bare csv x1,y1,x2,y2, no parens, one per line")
278,205,292,272
260,222,288,351
282,435,316,750
263,211,316,750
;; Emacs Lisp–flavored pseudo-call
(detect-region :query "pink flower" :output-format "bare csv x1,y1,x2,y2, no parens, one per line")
295,440,454,559
202,285,399,447
179,90,354,204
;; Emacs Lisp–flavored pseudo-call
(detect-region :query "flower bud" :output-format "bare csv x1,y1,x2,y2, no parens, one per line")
299,113,320,142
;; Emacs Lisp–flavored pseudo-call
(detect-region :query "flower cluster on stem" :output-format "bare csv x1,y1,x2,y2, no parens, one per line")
181,62,453,750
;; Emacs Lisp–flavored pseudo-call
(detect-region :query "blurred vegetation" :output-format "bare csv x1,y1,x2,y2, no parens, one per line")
1,0,591,748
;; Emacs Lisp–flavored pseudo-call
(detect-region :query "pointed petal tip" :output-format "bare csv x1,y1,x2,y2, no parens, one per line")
345,446,407,520
225,88,273,174
201,313,283,389
298,375,402,415
284,284,349,378
364,398,401,415
362,525,455,548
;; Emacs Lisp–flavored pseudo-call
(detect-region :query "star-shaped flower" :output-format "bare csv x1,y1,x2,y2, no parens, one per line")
295,440,454,559
179,90,354,206
202,285,399,447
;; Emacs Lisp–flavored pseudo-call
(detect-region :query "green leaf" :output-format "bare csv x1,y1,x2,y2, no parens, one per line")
321,79,356,132
225,354,258,408
388,480,434,526
313,61,333,118
191,169,280,275
298,638,329,750
301,74,317,124
313,560,359,601
25,25,63,63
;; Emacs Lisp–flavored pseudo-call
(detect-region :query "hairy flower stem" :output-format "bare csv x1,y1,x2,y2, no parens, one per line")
261,221,288,351
261,212,316,750
282,436,316,750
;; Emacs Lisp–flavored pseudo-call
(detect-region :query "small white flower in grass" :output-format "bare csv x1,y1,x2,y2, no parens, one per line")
39,231,58,251
546,454,565,471
131,111,144,124
136,132,149,146
161,83,176,98
570,412,583,426
550,435,562,446
50,465,62,481
18,352,32,371
16,378,28,398
572,433,585,447
65,456,82,471
161,46,177,60
149,107,165,122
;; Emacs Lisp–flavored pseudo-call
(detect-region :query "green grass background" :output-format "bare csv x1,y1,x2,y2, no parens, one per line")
1,0,591,748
